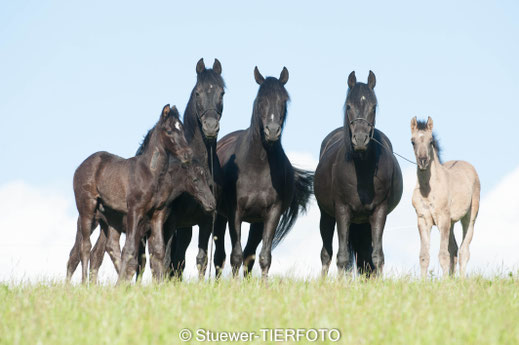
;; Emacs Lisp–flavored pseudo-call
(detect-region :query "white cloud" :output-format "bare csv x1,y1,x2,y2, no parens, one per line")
1,157,518,283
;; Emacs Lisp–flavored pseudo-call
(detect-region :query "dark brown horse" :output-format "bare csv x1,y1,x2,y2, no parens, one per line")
212,67,313,279
67,105,197,283
66,156,216,283
314,71,403,276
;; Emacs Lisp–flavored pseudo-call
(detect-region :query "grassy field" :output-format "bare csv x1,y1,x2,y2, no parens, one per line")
1,276,518,345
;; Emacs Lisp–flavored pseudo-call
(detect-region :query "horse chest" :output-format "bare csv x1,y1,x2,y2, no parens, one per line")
334,167,388,213
237,175,277,210
413,190,445,225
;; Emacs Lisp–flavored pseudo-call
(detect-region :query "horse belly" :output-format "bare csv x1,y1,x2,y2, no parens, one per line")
446,161,477,221
96,167,129,213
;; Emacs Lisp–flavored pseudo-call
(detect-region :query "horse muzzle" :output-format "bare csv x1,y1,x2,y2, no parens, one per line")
417,157,429,170
351,132,370,152
202,118,220,140
202,197,216,213
264,123,281,142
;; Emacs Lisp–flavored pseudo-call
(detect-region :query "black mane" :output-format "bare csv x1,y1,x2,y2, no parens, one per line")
416,119,442,161
136,126,155,156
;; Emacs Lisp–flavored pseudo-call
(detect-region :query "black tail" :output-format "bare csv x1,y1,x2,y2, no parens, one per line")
349,223,375,274
272,167,314,249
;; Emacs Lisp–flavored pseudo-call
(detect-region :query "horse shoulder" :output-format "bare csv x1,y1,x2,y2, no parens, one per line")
319,127,343,159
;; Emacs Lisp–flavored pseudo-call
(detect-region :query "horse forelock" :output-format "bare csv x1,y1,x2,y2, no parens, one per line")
416,120,442,162
252,77,290,126
345,83,377,111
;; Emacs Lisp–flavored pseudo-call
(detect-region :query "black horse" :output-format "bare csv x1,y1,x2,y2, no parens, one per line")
213,66,313,279
157,58,226,279
314,71,403,276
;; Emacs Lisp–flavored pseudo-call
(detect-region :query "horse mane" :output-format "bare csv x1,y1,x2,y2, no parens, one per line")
416,120,442,162
135,125,155,156
251,77,290,127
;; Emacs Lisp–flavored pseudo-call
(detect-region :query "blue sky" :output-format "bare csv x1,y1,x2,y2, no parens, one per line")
1,1,519,280
2,1,518,194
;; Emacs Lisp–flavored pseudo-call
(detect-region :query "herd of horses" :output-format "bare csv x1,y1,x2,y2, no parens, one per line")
66,58,480,284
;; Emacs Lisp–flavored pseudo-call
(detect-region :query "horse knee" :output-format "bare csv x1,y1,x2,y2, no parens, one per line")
80,240,92,259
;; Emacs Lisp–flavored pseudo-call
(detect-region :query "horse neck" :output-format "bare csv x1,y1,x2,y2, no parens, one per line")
246,115,285,165
138,129,170,178
417,148,444,197
183,97,211,168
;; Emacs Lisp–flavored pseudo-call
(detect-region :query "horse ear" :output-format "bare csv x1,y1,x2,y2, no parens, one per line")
279,67,289,85
170,105,180,119
368,70,376,89
347,71,356,89
161,104,171,121
254,66,265,85
213,58,222,75
196,58,205,74
426,116,434,131
410,116,418,133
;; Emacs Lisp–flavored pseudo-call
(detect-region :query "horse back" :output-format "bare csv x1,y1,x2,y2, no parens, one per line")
74,151,131,213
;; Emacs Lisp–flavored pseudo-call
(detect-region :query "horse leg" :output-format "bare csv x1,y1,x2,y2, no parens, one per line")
105,227,122,274
319,212,335,277
196,218,213,281
369,203,388,276
229,210,243,277
213,214,227,278
335,204,352,275
148,211,166,282
459,212,476,277
438,216,452,277
78,200,97,284
66,218,82,282
258,207,282,281
118,208,143,283
89,222,109,284
243,222,263,277
171,227,192,280
136,236,147,282
448,223,458,276
417,216,432,278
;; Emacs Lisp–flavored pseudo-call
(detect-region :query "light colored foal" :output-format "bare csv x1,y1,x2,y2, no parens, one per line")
410,116,480,277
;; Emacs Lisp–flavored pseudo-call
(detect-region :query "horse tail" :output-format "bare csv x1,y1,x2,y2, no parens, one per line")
349,223,374,273
272,167,314,249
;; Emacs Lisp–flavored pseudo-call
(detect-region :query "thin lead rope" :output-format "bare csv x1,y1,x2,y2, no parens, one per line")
208,145,215,280
371,137,417,166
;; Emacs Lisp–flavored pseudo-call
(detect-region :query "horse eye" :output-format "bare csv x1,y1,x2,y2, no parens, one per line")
166,130,173,135
346,105,351,111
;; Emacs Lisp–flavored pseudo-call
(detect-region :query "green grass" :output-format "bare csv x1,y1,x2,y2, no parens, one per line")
1,277,518,345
